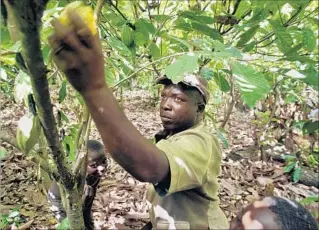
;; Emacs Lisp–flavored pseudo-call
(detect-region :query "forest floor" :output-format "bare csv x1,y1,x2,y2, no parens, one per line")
0,90,318,229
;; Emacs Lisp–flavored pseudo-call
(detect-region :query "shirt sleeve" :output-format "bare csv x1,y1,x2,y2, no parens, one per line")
154,131,214,196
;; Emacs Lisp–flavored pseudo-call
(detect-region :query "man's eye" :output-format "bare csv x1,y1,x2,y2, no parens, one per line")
160,95,166,100
89,163,98,168
175,97,182,102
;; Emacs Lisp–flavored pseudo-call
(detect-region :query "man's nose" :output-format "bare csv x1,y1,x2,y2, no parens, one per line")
161,98,172,110
97,165,106,174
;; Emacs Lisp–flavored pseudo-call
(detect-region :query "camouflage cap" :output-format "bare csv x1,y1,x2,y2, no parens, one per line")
155,74,210,104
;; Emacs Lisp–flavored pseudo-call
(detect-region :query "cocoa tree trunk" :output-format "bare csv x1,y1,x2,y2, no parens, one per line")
8,1,85,228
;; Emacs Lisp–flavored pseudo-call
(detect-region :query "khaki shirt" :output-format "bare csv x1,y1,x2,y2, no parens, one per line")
147,123,229,229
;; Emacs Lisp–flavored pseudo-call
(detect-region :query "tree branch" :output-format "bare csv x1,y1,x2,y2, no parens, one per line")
232,0,241,15
10,0,74,190
94,0,106,23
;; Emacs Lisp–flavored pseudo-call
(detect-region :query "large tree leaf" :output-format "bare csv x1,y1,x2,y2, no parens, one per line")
164,54,199,83
175,20,222,42
214,72,231,92
269,20,293,54
134,31,148,46
135,18,155,39
300,66,319,91
302,28,316,52
14,70,32,104
179,11,215,24
199,67,213,81
16,114,41,154
149,42,161,59
108,37,132,57
231,61,270,107
58,80,67,103
237,25,259,47
160,33,192,51
235,1,252,18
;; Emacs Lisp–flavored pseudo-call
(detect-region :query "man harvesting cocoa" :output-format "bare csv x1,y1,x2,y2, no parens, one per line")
49,8,228,229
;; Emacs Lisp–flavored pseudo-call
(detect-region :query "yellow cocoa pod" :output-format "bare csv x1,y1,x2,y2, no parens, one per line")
58,1,97,35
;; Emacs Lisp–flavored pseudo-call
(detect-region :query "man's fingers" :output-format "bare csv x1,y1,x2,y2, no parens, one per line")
68,10,101,51
51,19,86,55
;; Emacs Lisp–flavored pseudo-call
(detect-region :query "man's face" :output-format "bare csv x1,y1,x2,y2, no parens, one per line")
87,150,107,178
160,84,201,134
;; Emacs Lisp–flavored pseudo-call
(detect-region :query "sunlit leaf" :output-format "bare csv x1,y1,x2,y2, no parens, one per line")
214,72,231,92
164,54,199,83
57,218,69,230
237,25,259,47
302,28,316,52
300,195,319,205
0,147,8,161
108,37,131,57
0,68,8,81
14,70,32,104
149,43,161,59
284,161,296,173
231,61,270,107
293,166,302,182
58,80,67,103
16,114,41,154
199,67,213,81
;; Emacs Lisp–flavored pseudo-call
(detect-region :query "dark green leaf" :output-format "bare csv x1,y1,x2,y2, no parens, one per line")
237,25,259,47
230,61,271,107
216,128,229,148
281,154,297,161
280,55,317,64
269,20,293,54
161,34,191,51
284,161,296,173
58,80,67,103
60,110,69,123
214,72,231,92
300,195,319,205
179,11,215,24
191,22,223,41
76,92,84,105
164,54,199,83
242,41,256,52
149,43,161,58
300,66,319,90
293,166,302,182
235,1,251,18
0,147,8,160
246,8,268,25
41,45,51,64
285,43,304,56
136,18,155,36
108,37,131,56
199,67,213,81
152,15,171,23
302,28,316,52
63,136,75,161
57,218,69,230
302,121,319,135
134,32,148,46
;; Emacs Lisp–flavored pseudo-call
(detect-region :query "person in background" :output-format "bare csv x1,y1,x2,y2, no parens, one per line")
48,140,107,230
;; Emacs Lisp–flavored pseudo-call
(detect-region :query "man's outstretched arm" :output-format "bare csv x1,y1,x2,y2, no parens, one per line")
49,11,169,184
83,87,169,183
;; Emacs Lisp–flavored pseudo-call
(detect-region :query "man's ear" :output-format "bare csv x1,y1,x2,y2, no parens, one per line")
197,104,205,113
